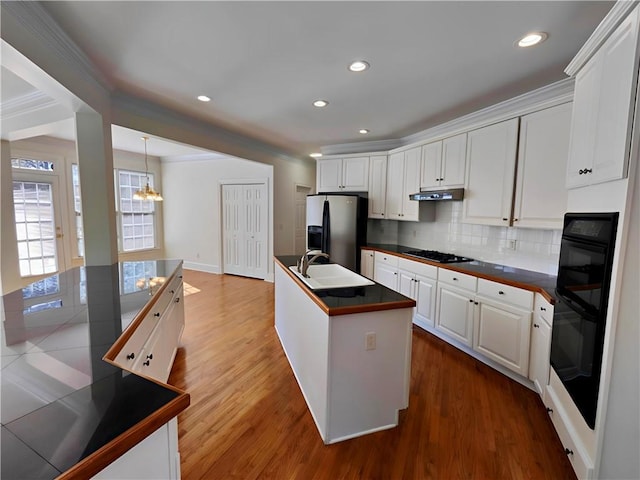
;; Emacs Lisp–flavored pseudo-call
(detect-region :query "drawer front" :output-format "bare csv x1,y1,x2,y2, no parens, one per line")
398,257,437,279
115,314,158,367
544,388,592,479
438,268,477,291
534,294,554,326
477,278,533,309
374,251,399,267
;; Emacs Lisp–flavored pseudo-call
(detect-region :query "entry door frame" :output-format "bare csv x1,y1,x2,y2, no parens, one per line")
219,177,272,281
294,183,312,256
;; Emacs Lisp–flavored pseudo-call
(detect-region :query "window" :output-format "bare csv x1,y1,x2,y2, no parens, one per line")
11,158,54,172
13,180,58,276
117,170,156,251
71,164,84,257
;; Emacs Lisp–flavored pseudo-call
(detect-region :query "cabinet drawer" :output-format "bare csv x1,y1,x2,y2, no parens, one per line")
374,251,399,267
534,294,554,326
398,257,437,279
544,388,593,479
438,268,477,291
477,278,533,309
115,314,158,367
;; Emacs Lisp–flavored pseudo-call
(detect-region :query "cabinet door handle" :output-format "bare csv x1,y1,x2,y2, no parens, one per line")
474,301,479,305
452,277,458,281
175,297,181,303
498,291,505,295
565,448,574,456
546,407,553,414
147,354,153,360
513,218,519,222
579,169,584,175
586,168,592,174
469,299,474,303
540,307,546,311
126,352,135,360
533,323,540,328
143,360,150,366
502,217,508,221
170,289,175,294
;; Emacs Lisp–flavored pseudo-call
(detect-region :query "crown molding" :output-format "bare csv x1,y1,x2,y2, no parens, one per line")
566,1,639,76
397,78,575,152
1,2,113,93
111,91,305,164
1,91,58,119
320,138,403,156
162,152,228,163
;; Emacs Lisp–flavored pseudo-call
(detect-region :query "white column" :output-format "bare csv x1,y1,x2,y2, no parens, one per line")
0,140,21,294
75,111,118,266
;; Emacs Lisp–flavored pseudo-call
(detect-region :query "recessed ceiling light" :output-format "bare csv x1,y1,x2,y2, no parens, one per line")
348,60,370,72
517,32,548,48
310,152,322,158
359,129,370,134
197,95,211,102
313,100,329,108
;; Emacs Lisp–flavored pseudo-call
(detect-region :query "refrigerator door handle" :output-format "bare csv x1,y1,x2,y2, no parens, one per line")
321,200,331,255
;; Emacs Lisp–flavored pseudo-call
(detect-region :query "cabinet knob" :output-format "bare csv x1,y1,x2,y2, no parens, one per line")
498,291,505,295
540,307,546,311
502,218,508,221
453,277,458,281
126,353,135,360
579,169,584,175
546,407,553,414
469,299,474,303
474,301,479,305
147,353,153,360
533,323,540,328
170,289,175,294
175,297,181,303
154,312,161,317
565,448,574,456
514,218,519,222
143,360,150,366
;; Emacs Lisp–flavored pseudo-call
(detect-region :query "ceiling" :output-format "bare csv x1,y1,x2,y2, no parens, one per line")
2,1,614,158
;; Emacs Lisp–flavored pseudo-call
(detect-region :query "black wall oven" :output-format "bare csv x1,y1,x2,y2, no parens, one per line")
551,212,618,429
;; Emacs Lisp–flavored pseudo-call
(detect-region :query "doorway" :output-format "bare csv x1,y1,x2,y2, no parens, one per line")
294,184,311,255
222,182,268,279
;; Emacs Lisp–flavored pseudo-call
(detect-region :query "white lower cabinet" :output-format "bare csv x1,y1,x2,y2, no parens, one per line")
373,252,399,290
397,258,437,328
528,294,553,395
360,249,375,279
473,279,533,377
435,270,477,346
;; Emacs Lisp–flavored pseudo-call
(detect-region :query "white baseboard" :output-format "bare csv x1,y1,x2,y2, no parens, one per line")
182,261,220,274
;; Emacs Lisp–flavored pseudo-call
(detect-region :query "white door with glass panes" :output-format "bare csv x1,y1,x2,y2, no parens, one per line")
222,183,268,279
11,162,66,277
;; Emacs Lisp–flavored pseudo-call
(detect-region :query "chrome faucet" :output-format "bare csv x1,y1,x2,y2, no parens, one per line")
297,249,330,278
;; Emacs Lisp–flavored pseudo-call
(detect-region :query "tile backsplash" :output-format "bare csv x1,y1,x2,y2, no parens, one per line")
367,202,562,275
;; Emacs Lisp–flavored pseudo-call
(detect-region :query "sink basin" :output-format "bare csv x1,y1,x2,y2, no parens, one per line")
289,263,375,290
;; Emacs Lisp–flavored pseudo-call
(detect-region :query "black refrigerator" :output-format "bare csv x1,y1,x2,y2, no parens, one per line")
306,194,367,272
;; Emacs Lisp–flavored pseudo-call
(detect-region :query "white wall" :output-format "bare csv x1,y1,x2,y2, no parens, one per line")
368,202,562,274
161,154,272,274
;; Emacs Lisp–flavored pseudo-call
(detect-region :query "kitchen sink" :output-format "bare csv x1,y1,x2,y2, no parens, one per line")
288,263,375,290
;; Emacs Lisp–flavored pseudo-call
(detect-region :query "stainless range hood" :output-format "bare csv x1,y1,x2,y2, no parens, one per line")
409,188,464,201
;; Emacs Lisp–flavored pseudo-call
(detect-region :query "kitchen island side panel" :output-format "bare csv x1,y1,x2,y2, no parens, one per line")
274,265,330,440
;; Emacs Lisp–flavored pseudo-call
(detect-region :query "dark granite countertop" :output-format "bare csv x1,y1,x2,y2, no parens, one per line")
365,244,558,303
1,260,188,480
275,256,415,315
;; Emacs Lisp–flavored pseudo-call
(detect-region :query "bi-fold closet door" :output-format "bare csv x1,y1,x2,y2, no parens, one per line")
222,183,268,279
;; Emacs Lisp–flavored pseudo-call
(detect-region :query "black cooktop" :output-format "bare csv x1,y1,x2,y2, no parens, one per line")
404,249,474,264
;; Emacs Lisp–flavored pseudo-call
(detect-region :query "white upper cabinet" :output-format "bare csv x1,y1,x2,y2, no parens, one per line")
420,133,467,189
368,155,388,219
386,147,421,221
513,103,572,229
566,6,640,188
317,156,370,192
462,118,519,226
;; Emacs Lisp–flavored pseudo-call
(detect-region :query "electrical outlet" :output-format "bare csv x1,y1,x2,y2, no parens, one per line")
365,332,376,350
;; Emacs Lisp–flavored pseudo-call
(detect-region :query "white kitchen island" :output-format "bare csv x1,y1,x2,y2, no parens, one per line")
274,256,415,444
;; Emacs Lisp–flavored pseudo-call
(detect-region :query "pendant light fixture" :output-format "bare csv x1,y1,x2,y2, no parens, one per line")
133,136,163,202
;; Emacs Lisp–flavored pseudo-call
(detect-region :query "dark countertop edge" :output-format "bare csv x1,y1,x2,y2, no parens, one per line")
65,260,189,479
363,245,557,305
57,387,190,480
274,257,416,315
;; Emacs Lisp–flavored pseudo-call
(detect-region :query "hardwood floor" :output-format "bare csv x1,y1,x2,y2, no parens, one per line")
169,270,576,480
